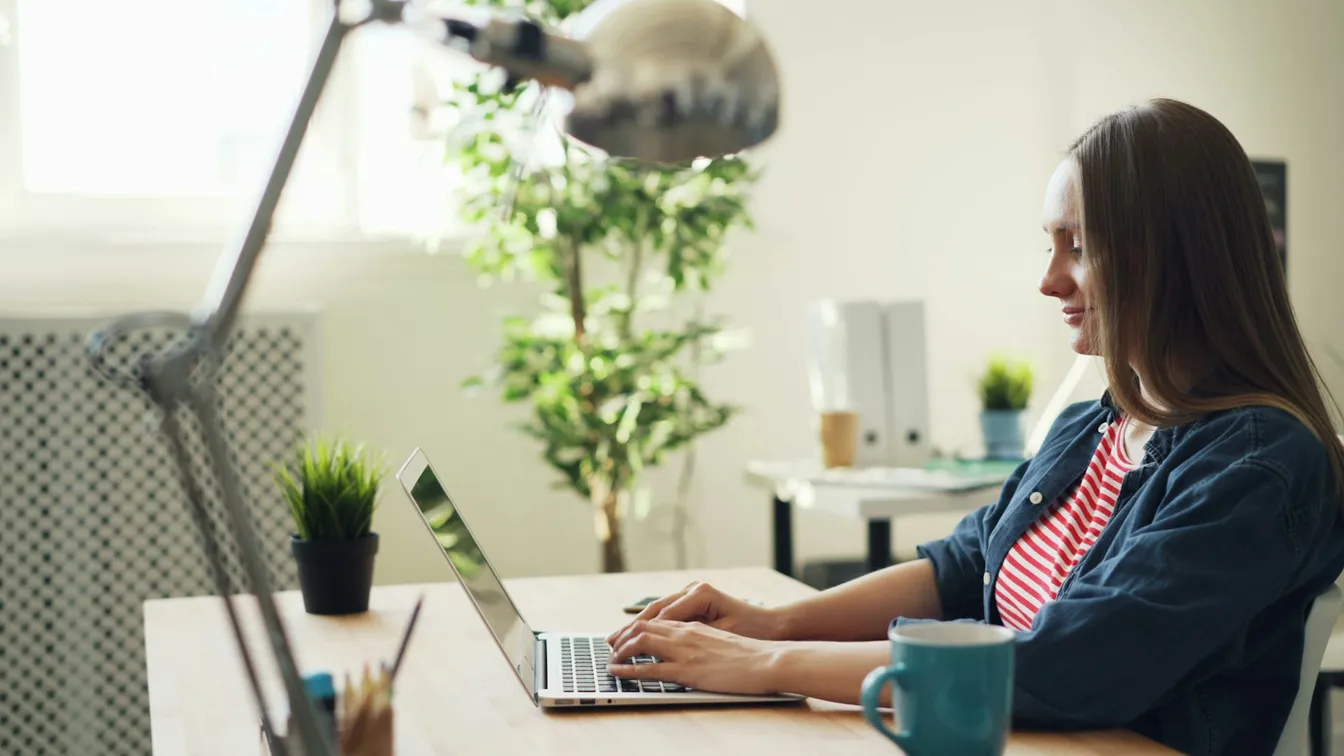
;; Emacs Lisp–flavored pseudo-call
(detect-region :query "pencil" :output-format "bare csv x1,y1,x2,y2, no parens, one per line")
390,594,425,682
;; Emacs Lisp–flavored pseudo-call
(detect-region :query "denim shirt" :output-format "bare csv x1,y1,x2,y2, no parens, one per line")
911,393,1344,756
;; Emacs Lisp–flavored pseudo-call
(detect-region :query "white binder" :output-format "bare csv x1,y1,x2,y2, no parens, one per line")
805,299,931,468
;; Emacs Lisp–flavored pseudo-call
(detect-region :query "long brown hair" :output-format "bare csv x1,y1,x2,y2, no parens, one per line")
1069,98,1344,496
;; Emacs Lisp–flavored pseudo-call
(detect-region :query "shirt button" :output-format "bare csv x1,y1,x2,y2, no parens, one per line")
983,572,992,586
1098,422,1108,433
1029,491,1043,504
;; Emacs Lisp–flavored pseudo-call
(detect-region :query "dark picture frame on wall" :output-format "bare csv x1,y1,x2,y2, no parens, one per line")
1251,159,1287,270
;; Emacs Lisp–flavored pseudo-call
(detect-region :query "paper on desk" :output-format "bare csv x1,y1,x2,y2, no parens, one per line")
811,466,1006,493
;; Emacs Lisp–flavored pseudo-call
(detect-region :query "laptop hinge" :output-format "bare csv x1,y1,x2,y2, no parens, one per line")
534,635,547,698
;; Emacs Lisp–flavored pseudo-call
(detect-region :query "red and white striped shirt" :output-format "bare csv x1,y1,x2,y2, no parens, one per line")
994,416,1137,631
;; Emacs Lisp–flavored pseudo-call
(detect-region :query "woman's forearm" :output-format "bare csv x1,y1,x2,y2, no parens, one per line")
765,640,893,706
776,559,944,641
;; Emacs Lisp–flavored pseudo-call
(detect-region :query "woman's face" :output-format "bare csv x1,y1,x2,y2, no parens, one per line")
1039,158,1097,356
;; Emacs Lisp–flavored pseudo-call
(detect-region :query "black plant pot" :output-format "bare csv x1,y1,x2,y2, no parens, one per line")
290,533,379,616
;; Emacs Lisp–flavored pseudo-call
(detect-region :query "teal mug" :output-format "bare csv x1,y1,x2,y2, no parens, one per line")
861,621,1015,756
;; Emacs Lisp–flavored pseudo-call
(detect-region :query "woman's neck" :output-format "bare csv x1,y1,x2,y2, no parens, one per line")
1124,372,1160,462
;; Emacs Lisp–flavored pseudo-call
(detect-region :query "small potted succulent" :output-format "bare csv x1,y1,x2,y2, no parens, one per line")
977,356,1034,460
273,436,387,615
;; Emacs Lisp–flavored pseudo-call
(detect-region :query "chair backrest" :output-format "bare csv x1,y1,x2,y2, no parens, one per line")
1274,582,1343,756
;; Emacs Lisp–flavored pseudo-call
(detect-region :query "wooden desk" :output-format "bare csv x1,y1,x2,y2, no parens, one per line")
144,567,1174,755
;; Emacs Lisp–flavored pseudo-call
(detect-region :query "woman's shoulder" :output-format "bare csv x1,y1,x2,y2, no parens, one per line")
1182,403,1327,457
1172,403,1332,484
1164,405,1344,590
1034,394,1336,487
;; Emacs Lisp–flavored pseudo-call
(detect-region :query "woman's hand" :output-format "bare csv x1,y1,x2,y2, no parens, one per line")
605,581,788,646
607,619,787,695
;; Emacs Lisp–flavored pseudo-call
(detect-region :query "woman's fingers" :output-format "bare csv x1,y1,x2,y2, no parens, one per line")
609,621,680,664
655,583,721,624
606,618,663,657
608,621,778,697
606,582,698,644
638,583,696,623
608,659,682,682
608,612,660,650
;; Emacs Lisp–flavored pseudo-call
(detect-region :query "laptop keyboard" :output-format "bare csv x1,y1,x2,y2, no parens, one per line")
559,636,689,695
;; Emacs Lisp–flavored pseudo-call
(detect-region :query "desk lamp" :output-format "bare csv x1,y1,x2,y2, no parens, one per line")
83,1,779,753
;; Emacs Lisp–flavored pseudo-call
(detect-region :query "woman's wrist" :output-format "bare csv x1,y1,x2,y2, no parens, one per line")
759,639,891,705
760,639,808,692
764,604,796,641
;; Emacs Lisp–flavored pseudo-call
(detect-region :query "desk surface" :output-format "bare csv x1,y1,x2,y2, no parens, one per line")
747,460,1007,519
144,567,1174,755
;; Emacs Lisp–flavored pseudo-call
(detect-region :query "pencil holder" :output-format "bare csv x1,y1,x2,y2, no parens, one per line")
260,666,396,756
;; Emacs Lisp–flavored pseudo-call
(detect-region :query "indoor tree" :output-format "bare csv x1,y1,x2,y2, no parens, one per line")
434,0,763,572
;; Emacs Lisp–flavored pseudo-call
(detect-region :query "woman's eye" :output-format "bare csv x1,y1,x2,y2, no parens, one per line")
1070,246,1083,256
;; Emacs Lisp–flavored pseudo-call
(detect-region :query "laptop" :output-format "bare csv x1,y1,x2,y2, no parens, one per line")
396,447,802,709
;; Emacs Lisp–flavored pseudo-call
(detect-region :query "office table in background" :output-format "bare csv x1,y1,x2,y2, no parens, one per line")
143,567,1174,755
747,459,1014,576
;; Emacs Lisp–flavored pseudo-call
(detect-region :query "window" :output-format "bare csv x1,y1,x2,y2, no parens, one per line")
0,0,440,241
348,16,475,242
16,0,312,198
0,0,749,244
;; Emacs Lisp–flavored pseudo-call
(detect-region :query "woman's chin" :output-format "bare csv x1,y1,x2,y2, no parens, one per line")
1069,333,1099,356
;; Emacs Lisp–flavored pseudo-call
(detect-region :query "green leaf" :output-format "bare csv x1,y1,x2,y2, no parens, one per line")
977,356,1035,411
271,435,388,542
433,4,763,511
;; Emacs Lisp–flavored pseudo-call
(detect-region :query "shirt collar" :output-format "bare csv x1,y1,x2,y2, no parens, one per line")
1098,386,1215,465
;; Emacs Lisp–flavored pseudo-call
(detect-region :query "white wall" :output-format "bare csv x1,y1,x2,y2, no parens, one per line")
1059,0,1344,397
2,0,1341,588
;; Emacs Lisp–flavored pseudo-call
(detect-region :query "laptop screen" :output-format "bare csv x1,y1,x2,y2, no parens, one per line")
396,449,538,699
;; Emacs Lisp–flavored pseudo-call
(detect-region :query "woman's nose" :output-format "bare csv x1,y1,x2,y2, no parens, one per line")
1039,260,1075,299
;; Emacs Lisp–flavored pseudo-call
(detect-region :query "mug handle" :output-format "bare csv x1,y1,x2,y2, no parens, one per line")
861,664,913,752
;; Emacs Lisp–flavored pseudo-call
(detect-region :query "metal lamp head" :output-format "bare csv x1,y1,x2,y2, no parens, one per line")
560,0,781,163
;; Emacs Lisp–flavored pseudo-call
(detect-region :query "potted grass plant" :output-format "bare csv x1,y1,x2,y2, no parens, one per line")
273,436,387,615
977,356,1034,460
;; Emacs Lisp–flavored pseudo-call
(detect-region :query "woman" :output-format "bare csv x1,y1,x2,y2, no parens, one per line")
605,98,1344,756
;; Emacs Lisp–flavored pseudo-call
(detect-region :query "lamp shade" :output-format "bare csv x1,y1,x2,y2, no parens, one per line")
561,0,780,163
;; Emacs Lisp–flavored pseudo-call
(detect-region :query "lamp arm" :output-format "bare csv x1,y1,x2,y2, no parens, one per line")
85,0,776,752
87,3,379,754
197,7,362,343
86,3,562,752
